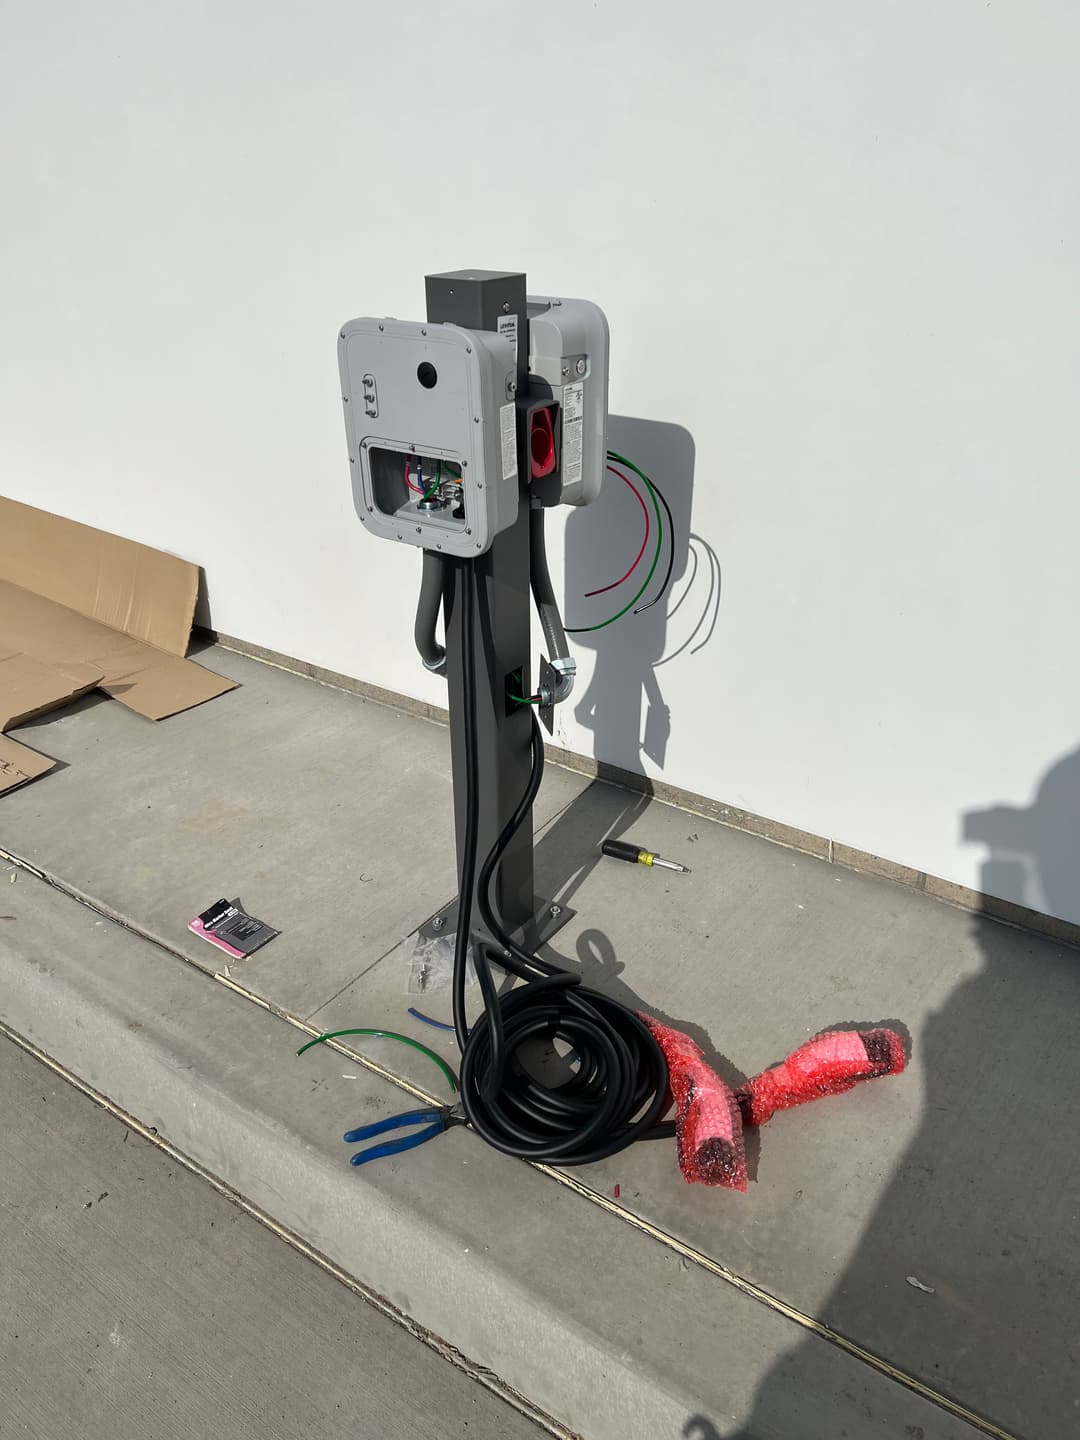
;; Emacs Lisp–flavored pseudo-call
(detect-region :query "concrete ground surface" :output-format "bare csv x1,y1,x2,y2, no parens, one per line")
2,643,1076,1439
0,1035,547,1440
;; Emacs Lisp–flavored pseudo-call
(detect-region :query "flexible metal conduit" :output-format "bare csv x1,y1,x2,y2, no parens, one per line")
529,506,575,700
414,550,447,675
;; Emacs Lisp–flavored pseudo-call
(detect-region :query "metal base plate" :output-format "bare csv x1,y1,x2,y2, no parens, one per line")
417,895,574,952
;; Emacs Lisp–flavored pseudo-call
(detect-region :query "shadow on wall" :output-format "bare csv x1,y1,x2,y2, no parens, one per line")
532,414,722,918
963,738,1080,928
718,747,1080,1439
563,413,720,779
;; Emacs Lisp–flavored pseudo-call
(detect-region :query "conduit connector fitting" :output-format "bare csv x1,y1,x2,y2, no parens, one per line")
550,655,576,703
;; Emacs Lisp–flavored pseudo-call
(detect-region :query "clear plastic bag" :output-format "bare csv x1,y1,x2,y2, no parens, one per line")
404,926,478,995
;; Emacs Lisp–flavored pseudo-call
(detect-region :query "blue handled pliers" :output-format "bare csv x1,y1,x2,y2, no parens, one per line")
343,1103,466,1166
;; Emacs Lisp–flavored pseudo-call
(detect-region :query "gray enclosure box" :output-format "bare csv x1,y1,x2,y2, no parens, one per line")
527,296,609,507
338,317,518,556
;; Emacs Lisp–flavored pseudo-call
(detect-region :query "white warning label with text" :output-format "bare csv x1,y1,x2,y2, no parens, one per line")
499,402,518,480
562,382,584,488
496,313,518,363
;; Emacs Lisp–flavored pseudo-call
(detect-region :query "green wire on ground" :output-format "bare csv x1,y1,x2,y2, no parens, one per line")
296,1028,458,1093
566,449,663,633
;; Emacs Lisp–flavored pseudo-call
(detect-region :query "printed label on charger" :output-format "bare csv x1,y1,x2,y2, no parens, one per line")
562,381,584,488
499,402,518,480
496,313,518,362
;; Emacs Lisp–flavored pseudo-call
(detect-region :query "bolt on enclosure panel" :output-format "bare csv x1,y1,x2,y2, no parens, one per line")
526,297,609,507
338,318,518,555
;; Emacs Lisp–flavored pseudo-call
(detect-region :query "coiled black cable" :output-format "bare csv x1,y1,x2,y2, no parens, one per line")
452,560,672,1165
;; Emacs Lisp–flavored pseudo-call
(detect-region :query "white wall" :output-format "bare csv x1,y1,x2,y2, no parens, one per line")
4,1,1080,923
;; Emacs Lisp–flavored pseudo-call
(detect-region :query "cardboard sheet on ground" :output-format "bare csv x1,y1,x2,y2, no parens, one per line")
0,497,235,794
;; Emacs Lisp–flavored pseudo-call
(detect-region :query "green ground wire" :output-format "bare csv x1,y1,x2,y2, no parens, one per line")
565,449,663,633
508,694,541,705
296,1028,458,1093
422,460,442,503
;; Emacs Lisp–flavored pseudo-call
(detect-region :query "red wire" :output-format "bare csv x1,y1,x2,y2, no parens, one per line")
584,465,651,597
405,456,423,495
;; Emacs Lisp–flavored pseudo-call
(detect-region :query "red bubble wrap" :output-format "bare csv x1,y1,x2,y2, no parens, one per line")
736,1029,907,1128
641,1014,747,1190
642,1016,907,1191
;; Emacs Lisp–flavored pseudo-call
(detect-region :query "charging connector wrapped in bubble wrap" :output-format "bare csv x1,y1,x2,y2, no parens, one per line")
640,1014,749,1190
736,1028,907,1128
641,1015,907,1191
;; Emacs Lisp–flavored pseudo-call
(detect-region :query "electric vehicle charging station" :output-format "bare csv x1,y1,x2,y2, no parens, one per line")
337,270,677,1169
339,271,609,950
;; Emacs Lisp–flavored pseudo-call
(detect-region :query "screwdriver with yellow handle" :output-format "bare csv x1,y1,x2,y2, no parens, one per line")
601,839,692,874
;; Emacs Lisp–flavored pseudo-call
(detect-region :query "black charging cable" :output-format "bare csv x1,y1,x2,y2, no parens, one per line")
451,559,673,1165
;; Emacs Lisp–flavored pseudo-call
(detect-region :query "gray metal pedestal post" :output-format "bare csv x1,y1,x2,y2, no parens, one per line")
420,270,571,951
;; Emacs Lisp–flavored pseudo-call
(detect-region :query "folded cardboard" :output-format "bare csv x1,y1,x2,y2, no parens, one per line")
0,497,236,795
